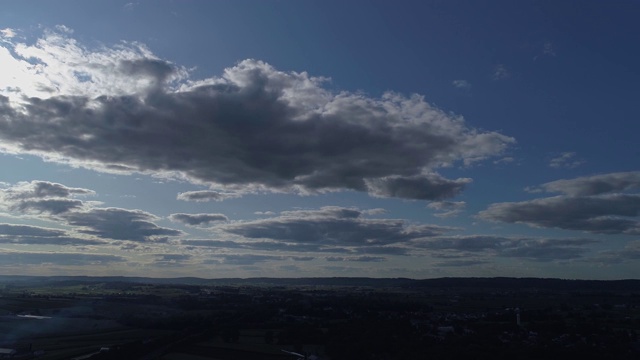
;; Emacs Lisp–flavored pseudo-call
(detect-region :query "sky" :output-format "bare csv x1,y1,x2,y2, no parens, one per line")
0,0,638,279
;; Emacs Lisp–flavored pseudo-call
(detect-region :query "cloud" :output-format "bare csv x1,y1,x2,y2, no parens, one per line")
436,259,488,267
416,236,597,261
493,64,510,80
0,235,105,246
481,172,640,235
169,213,228,226
427,201,466,218
220,254,289,265
220,206,455,248
0,28,16,39
0,223,65,237
365,174,472,200
479,194,640,235
62,208,183,241
535,171,640,196
0,180,95,215
2,181,95,199
589,241,640,264
0,223,106,246
177,190,240,202
325,256,386,262
534,41,556,61
0,28,514,201
12,199,85,215
549,152,585,169
153,253,192,266
0,251,125,266
452,80,471,90
1,180,183,242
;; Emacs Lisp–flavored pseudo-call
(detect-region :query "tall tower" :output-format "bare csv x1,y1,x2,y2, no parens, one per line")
516,308,521,326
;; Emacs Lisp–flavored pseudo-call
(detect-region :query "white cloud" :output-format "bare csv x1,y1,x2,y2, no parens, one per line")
0,28,16,39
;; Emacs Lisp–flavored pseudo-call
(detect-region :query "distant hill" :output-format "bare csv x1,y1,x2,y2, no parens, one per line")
0,275,638,291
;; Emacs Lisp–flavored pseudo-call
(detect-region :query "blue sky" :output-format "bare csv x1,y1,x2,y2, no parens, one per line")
0,0,638,279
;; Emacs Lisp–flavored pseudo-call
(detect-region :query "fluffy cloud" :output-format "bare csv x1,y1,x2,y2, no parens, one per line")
169,213,229,226
62,208,183,241
2,181,95,199
481,173,640,235
0,181,92,215
0,29,513,201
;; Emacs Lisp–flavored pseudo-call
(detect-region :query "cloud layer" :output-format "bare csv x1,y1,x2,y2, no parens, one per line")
1,181,182,242
0,29,514,201
480,172,640,235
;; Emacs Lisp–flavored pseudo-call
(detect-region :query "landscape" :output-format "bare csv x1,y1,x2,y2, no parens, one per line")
0,2,639,359
0,276,638,359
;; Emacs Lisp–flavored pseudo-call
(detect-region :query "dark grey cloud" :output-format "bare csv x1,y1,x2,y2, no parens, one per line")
169,213,228,226
365,174,471,200
416,236,598,261
177,190,240,202
0,235,106,246
0,30,514,201
0,223,105,246
61,208,183,241
220,206,454,246
536,171,640,196
479,194,640,234
0,251,126,266
0,223,65,237
13,198,85,215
